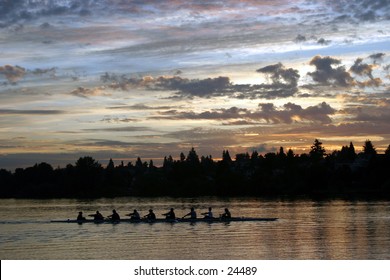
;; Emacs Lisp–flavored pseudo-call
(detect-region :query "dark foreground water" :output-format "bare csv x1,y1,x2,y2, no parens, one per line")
0,197,390,259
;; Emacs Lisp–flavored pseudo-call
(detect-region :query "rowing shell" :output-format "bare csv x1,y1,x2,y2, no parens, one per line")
50,217,278,224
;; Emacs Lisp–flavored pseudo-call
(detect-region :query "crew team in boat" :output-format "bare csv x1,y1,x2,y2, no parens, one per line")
76,207,232,222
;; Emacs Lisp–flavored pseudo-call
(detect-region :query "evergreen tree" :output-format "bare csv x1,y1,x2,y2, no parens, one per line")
385,145,390,156
222,150,232,163
286,148,295,159
363,140,377,156
106,158,115,170
186,147,200,165
309,139,326,160
75,156,101,170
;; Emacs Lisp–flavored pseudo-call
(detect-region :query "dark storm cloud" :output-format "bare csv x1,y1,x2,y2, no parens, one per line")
153,102,336,125
308,56,354,87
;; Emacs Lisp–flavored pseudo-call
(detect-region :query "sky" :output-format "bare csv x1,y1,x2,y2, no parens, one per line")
1,0,390,170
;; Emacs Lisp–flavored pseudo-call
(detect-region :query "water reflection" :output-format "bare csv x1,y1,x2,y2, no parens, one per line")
0,198,390,259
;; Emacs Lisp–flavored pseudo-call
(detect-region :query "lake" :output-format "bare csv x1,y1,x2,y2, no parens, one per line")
0,197,390,259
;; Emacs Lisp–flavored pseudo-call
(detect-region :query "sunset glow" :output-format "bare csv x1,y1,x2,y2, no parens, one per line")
1,0,390,169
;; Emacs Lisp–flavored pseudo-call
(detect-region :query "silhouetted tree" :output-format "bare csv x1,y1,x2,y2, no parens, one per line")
363,140,377,156
385,145,390,156
277,147,286,159
180,152,186,162
337,142,356,162
2,139,390,199
75,156,101,170
286,148,295,159
222,150,232,163
186,147,200,165
310,139,326,160
106,158,115,170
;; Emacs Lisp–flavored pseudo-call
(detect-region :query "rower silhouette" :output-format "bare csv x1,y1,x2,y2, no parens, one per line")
77,211,86,221
162,208,175,220
221,208,231,219
144,209,156,221
127,209,140,220
108,209,120,221
88,211,104,221
202,207,213,219
182,207,197,219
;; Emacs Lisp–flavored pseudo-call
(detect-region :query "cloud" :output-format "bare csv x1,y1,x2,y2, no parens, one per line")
350,58,382,87
350,58,375,79
155,107,249,120
0,108,66,115
100,117,138,123
106,103,174,110
101,62,300,100
256,63,300,87
153,102,337,124
29,67,57,77
82,126,152,133
327,0,390,23
253,102,336,124
69,86,110,99
368,53,386,64
0,65,26,83
0,0,95,27
308,56,354,87
317,38,331,45
101,73,231,97
155,76,231,98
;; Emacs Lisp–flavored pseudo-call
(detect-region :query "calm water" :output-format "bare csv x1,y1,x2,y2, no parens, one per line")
0,197,390,260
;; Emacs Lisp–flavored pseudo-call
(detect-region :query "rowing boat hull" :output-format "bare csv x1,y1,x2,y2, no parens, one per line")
51,217,278,224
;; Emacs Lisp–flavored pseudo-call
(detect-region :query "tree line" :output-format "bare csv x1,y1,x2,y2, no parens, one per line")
1,139,390,199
